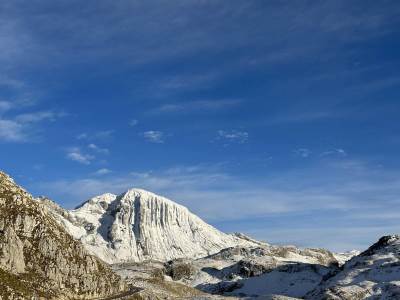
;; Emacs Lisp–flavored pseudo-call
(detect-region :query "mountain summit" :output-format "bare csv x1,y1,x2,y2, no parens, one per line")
41,188,256,264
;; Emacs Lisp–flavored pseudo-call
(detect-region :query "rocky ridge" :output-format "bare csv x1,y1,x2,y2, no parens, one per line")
2,170,396,300
306,235,400,300
160,244,340,298
0,171,127,299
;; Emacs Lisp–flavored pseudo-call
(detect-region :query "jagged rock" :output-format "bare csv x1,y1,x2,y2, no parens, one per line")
40,189,257,263
0,225,25,274
0,171,127,299
165,259,196,280
205,281,244,294
206,246,264,260
360,235,399,256
236,259,274,277
306,235,400,300
158,243,339,298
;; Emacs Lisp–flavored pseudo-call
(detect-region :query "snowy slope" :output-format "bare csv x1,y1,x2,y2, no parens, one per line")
39,188,255,264
306,235,400,300
332,250,360,266
163,245,339,298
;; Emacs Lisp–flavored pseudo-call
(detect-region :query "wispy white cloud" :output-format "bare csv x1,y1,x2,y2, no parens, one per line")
76,133,88,140
35,159,399,219
76,130,114,141
0,101,13,113
246,225,400,253
0,119,25,142
3,1,397,72
33,164,44,171
129,119,138,127
0,75,25,89
143,130,164,143
66,147,94,165
93,168,112,176
158,72,220,91
34,159,400,251
293,148,312,158
152,99,242,114
88,143,109,155
15,111,65,123
320,148,347,157
267,111,339,125
216,130,248,144
0,105,65,142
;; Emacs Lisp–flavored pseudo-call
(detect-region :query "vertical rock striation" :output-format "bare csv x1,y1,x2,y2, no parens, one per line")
42,188,257,264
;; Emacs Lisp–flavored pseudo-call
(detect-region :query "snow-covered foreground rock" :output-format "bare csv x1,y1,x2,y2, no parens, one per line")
332,250,361,266
306,235,400,300
116,235,395,299
161,244,340,299
40,189,257,264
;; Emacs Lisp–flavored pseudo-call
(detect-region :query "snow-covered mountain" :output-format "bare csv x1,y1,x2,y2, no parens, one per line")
40,188,257,264
5,170,395,300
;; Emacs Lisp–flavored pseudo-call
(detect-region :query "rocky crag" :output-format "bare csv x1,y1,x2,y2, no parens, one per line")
306,235,400,300
0,171,127,299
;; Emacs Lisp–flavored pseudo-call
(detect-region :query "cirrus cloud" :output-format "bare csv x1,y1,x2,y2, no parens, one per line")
66,147,94,165
143,130,164,143
216,130,248,144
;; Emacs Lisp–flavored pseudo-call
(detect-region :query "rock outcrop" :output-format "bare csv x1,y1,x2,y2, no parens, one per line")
156,244,340,298
306,235,400,299
0,171,127,299
40,189,256,264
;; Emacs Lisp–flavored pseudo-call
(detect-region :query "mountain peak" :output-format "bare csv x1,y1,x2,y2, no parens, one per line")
360,234,400,257
45,187,256,263
0,171,26,193
75,192,117,210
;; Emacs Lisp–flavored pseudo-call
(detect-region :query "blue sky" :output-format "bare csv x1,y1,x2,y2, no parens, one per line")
1,1,400,251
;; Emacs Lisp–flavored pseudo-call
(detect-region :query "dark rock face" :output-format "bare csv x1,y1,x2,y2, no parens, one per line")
360,235,399,257
206,246,267,260
0,171,127,299
197,281,244,294
236,259,273,277
164,259,196,280
84,222,96,233
305,235,400,300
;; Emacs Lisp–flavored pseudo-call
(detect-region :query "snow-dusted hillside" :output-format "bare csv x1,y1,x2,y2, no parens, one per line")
306,235,400,300
162,244,339,298
39,188,256,264
332,250,361,266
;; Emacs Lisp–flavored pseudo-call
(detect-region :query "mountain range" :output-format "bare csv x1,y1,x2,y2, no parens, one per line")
1,170,399,299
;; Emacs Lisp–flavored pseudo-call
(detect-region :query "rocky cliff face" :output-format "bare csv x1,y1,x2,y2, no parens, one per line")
41,189,256,264
0,171,127,299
